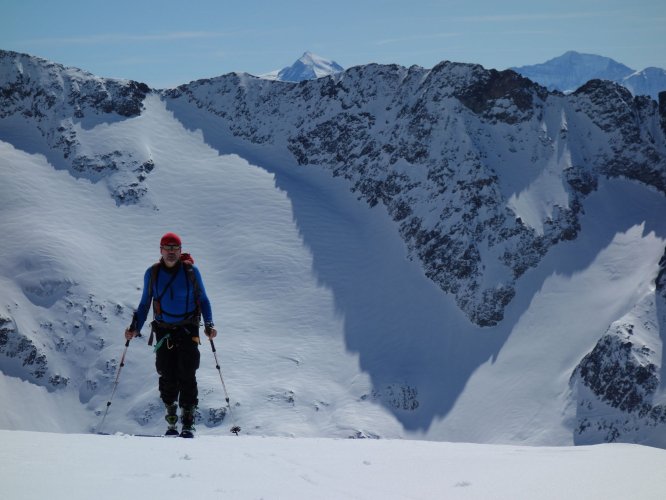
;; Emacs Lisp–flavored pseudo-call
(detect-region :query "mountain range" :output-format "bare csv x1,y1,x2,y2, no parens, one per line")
512,50,666,100
263,50,666,101
0,48,665,448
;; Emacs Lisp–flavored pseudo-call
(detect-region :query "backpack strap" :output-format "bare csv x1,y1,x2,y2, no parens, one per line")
147,262,201,346
183,263,202,324
147,262,160,346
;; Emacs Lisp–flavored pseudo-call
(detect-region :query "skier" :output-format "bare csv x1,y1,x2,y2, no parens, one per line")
124,232,217,437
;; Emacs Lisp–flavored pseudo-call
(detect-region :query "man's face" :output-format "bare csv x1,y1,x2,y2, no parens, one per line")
160,244,181,267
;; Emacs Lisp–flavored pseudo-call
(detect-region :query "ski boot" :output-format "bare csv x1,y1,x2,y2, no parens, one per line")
164,402,179,437
180,406,196,438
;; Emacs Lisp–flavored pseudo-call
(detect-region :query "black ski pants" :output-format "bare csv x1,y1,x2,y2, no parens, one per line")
153,322,200,409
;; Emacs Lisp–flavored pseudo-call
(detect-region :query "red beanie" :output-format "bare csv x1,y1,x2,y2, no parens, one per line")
160,232,182,246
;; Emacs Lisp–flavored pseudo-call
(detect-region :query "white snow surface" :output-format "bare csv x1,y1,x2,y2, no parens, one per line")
2,430,666,500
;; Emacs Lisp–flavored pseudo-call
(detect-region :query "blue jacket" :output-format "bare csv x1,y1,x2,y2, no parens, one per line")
135,261,213,333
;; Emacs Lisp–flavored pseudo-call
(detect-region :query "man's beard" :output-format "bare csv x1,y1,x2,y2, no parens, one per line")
164,254,179,265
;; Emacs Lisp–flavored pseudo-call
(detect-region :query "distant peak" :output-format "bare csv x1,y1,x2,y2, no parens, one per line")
511,51,638,94
271,52,344,82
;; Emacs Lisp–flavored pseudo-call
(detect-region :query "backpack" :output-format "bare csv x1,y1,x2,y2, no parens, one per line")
147,253,201,346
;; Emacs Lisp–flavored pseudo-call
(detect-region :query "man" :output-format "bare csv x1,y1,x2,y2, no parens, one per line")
125,232,217,438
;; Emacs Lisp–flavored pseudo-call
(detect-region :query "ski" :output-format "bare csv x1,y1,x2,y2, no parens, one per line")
97,427,241,437
96,432,172,438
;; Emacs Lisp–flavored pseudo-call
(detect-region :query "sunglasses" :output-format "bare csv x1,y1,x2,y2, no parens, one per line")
161,245,181,252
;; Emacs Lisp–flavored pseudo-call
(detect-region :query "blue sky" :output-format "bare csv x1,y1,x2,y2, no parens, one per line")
3,0,665,88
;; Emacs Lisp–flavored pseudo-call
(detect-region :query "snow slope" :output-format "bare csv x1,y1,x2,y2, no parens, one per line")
0,94,425,439
3,430,666,500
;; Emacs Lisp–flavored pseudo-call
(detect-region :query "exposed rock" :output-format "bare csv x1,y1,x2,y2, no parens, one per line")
0,50,153,204
0,314,48,380
571,248,666,444
371,383,420,411
659,91,666,134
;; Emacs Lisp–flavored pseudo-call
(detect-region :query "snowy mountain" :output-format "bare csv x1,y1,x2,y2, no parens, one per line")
1,49,665,448
512,50,666,100
261,51,344,82
623,66,666,101
512,51,634,93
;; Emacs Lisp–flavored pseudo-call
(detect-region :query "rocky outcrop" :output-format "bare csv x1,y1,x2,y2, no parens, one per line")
0,314,48,382
572,322,666,444
0,50,152,205
573,80,666,193
0,50,149,119
570,248,666,444
576,326,660,413
659,91,666,134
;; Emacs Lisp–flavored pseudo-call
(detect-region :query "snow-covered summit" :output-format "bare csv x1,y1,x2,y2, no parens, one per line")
622,66,666,101
513,50,666,100
512,51,634,93
261,51,344,82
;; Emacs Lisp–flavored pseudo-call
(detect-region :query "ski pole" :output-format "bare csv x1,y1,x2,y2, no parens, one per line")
97,313,137,434
97,337,130,434
209,338,241,435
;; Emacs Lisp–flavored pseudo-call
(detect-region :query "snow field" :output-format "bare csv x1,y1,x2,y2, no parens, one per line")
3,430,666,500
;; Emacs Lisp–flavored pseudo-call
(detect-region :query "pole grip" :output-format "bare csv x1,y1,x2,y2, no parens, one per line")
209,338,217,353
124,311,137,348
